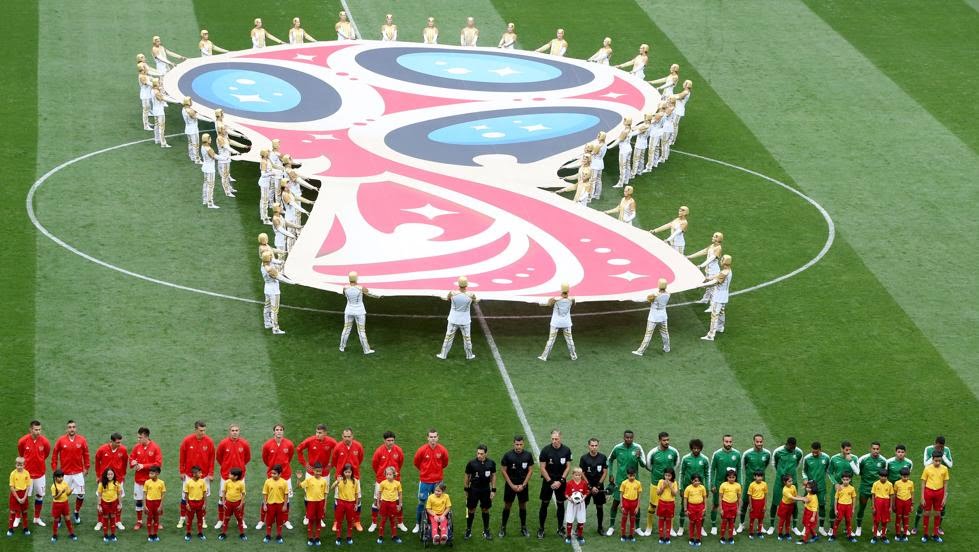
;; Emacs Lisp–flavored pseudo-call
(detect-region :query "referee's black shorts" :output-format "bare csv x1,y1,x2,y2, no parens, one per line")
504,486,529,504
539,480,567,502
466,489,492,509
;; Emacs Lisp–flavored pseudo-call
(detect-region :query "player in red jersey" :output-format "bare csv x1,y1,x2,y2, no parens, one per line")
297,424,336,528
177,421,216,529
215,424,251,530
18,420,52,528
412,429,449,533
369,431,407,533
331,429,365,481
51,420,90,524
129,427,163,531
93,433,127,530
255,424,295,531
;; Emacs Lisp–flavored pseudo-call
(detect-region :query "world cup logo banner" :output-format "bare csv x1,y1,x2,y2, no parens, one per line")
163,41,703,302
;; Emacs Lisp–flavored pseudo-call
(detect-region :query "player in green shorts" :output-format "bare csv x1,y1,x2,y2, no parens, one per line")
801,441,830,535
643,432,679,537
827,440,858,533
855,441,886,536
708,435,741,536
914,436,952,534
737,434,771,534
605,430,645,536
677,439,710,537
769,437,803,534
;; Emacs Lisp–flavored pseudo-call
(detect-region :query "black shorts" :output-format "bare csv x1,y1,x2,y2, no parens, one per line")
466,489,492,510
584,489,607,507
539,480,567,502
504,486,529,504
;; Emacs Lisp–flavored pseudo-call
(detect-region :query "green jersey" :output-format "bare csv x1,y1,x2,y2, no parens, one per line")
857,453,887,492
828,453,859,485
922,445,953,469
772,446,804,479
679,453,710,488
709,447,742,490
886,456,913,483
802,452,830,491
740,447,772,481
608,441,646,483
645,446,680,483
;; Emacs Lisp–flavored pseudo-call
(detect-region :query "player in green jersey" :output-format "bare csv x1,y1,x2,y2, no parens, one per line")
801,441,830,535
677,439,710,537
855,441,887,536
827,441,859,532
605,430,645,536
737,434,771,534
914,436,952,534
886,445,913,483
708,435,741,536
769,437,803,534
643,432,679,537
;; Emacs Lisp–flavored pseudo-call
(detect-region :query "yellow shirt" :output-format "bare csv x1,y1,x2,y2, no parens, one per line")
379,479,402,502
719,481,742,504
619,479,642,501
836,485,856,505
301,476,327,502
224,480,245,502
780,484,797,505
263,478,289,504
425,493,451,515
683,484,707,505
872,480,894,500
183,478,207,501
144,479,167,501
747,481,768,500
894,479,914,501
921,465,949,491
9,470,31,492
51,481,71,503
657,480,678,502
334,478,360,502
804,493,818,513
98,481,120,503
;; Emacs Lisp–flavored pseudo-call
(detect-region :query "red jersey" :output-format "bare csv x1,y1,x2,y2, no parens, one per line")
297,436,337,475
331,440,366,479
371,445,405,483
129,440,163,484
413,444,449,484
94,444,129,482
52,435,90,475
565,478,590,498
261,438,295,478
17,434,51,479
216,437,252,480
178,434,216,478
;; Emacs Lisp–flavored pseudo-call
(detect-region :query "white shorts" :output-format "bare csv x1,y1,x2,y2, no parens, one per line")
133,482,145,501
30,476,46,498
564,500,586,524
64,473,85,495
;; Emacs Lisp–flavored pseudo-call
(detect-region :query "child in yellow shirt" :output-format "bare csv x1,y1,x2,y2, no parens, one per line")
425,483,452,544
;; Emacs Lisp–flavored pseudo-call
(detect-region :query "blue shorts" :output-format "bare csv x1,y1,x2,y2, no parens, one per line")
418,482,439,502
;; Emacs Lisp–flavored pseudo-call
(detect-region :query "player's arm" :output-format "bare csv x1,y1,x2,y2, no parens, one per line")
944,449,953,468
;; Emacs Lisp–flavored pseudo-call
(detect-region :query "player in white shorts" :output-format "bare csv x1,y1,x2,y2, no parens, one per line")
651,206,689,254
340,271,375,354
632,278,671,355
538,283,577,361
437,276,477,360
701,255,733,341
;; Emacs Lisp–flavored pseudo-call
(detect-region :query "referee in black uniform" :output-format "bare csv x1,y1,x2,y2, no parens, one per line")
463,444,496,540
499,435,534,538
538,429,573,539
579,437,609,535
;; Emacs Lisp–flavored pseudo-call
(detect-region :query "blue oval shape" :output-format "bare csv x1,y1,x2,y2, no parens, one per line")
428,113,601,146
396,52,562,84
191,69,302,113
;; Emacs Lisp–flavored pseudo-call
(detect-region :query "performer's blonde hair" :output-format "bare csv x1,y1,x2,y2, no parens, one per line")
658,278,668,291
349,271,358,283
457,276,469,288
721,255,732,267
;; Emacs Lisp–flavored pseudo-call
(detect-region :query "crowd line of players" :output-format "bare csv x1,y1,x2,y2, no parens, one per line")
10,421,952,546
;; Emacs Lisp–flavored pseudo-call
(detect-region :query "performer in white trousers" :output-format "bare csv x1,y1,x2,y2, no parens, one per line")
611,117,633,188
648,64,679,99
198,29,229,56
280,188,311,250
632,278,671,355
498,23,516,49
200,133,219,209
535,29,568,57
182,97,202,164
271,204,300,253
258,232,287,264
631,113,652,178
422,17,439,44
460,17,479,46
538,283,577,361
671,81,693,144
339,272,375,354
212,111,245,185
336,11,357,40
261,251,290,334
381,15,398,41
651,206,688,253
215,127,237,197
258,150,274,224
289,17,316,44
557,153,593,206
604,186,637,225
151,36,185,77
701,255,732,341
644,109,666,173
615,44,649,80
659,98,677,161
251,19,283,48
436,277,477,360
591,131,607,199
587,37,612,64
150,80,171,148
687,232,723,308
137,63,154,131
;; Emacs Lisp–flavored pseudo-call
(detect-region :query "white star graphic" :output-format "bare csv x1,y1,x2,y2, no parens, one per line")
490,66,520,77
471,125,490,130
610,270,647,282
230,93,269,104
446,67,471,75
402,203,457,220
602,91,626,99
520,124,550,132
309,134,338,141
294,54,316,61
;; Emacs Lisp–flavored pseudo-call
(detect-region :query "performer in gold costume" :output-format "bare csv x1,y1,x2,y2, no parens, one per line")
604,185,637,225
535,29,568,57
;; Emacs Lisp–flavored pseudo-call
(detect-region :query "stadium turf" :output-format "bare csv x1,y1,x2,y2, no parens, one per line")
2,0,975,550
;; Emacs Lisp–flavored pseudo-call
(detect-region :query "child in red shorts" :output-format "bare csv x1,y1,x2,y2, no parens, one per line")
656,468,679,544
